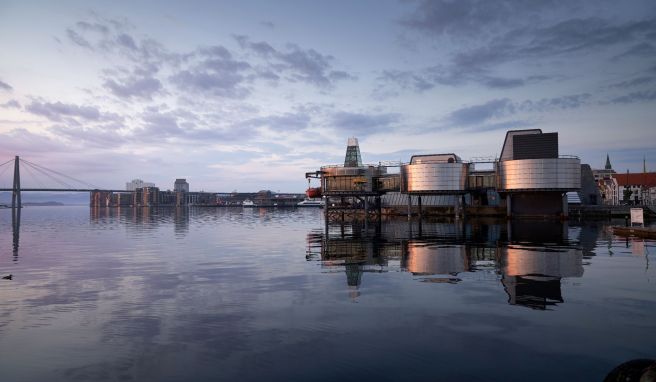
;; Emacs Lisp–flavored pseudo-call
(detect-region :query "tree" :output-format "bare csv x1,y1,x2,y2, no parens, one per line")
623,188,633,204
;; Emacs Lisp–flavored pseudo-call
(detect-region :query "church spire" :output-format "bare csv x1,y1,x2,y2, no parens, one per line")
604,153,612,170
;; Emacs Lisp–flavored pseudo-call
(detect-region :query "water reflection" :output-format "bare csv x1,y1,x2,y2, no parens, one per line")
11,207,20,260
90,206,193,238
308,219,585,309
174,207,189,237
500,246,583,310
1,207,654,381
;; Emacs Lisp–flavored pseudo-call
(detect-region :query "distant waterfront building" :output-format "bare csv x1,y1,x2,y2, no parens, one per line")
595,154,656,205
133,186,160,207
126,178,155,191
615,171,656,205
344,137,363,167
593,154,619,205
598,176,619,205
174,178,189,193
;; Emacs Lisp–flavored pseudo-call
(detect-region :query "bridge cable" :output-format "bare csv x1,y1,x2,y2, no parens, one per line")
0,162,12,185
19,161,48,189
22,158,97,189
21,158,98,189
0,158,15,168
21,160,75,189
20,160,68,188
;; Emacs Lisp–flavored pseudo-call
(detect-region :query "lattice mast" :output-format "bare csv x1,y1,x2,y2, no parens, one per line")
344,137,363,167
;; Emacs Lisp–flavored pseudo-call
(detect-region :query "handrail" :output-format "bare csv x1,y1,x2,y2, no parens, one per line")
321,163,404,169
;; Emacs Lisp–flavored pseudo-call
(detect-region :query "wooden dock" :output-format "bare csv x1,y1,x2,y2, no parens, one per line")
612,226,656,239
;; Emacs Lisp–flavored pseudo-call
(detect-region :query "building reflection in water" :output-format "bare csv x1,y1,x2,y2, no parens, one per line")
499,245,583,310
402,243,469,283
307,219,585,309
174,207,189,237
90,206,191,238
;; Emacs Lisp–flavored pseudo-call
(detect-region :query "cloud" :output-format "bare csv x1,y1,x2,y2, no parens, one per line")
75,20,110,34
170,69,250,98
0,128,69,156
609,90,656,104
169,45,252,98
240,112,311,133
613,42,656,60
50,123,128,148
607,76,655,89
483,77,525,89
374,70,435,94
116,33,138,51
518,93,592,112
104,75,162,99
447,99,513,126
277,45,346,86
400,0,560,37
235,35,356,87
514,17,656,58
467,120,533,132
375,67,550,96
66,28,93,49
444,17,656,77
65,18,353,104
134,108,257,143
0,79,12,91
446,93,592,127
390,1,656,92
140,112,185,136
260,21,275,29
65,16,180,67
330,111,401,135
1,100,20,108
26,101,102,122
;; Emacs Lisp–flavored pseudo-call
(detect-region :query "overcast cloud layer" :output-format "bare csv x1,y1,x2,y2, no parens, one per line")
1,0,655,191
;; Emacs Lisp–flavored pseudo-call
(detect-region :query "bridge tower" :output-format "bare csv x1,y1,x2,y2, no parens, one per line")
12,155,20,209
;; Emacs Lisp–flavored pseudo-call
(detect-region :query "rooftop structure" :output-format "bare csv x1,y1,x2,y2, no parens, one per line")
344,137,362,167
496,129,580,192
401,153,468,194
174,178,189,193
126,179,155,191
593,154,617,182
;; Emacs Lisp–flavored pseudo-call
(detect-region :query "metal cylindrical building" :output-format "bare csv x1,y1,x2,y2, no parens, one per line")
400,154,468,194
497,157,581,191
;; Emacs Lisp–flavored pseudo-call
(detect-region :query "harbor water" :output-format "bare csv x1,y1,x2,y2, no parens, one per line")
1,206,655,381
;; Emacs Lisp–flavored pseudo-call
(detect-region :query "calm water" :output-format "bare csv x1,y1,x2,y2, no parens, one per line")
1,206,655,381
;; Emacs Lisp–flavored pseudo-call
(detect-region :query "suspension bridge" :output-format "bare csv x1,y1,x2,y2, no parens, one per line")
0,156,131,209
1,155,307,209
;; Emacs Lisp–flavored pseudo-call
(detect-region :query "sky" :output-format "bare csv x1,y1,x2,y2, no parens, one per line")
0,0,655,192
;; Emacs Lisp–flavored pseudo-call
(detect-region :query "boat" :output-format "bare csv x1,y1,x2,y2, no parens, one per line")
297,198,325,207
306,187,322,198
242,199,256,207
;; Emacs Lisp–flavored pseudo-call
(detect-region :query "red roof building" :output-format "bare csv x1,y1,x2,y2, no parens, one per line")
612,172,656,187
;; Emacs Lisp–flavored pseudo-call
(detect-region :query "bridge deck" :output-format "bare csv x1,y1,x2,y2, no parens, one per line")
0,189,133,193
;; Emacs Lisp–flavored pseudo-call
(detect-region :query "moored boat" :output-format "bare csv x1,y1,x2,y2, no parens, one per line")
297,198,324,207
306,187,322,198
